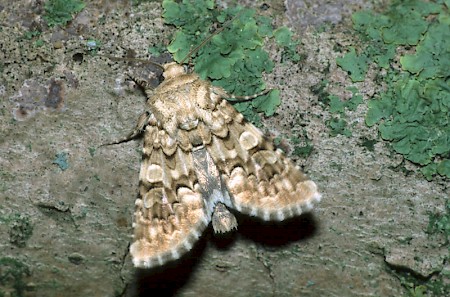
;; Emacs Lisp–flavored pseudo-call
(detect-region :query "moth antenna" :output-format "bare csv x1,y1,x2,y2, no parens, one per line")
99,54,165,70
179,11,242,64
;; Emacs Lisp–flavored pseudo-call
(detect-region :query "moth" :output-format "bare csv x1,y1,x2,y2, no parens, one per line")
107,19,321,269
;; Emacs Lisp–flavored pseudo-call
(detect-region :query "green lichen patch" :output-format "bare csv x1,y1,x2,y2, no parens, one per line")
44,0,86,27
147,43,166,57
338,0,450,180
7,213,33,248
317,83,363,137
371,77,449,168
328,90,363,114
273,26,303,63
0,257,31,297
360,137,377,152
88,147,96,157
290,133,314,159
53,152,69,171
380,0,441,45
426,200,450,244
86,39,101,54
400,19,450,80
162,0,300,123
310,79,331,105
396,269,450,297
20,30,41,41
326,117,352,137
336,47,369,82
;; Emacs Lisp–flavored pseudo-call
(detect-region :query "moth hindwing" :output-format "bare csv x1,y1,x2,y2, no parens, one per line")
122,62,322,268
103,5,321,269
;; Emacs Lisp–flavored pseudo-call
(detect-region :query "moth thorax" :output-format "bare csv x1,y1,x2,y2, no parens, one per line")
179,118,199,131
163,62,186,79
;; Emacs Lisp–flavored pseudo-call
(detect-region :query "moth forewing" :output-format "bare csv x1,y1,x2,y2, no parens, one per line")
125,63,321,268
105,15,321,268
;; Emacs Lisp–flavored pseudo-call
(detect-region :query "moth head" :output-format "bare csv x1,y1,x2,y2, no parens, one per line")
163,62,186,79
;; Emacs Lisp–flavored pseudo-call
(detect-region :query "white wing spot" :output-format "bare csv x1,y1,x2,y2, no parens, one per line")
276,209,285,221
191,229,200,239
313,192,322,202
263,210,270,221
239,131,259,150
305,201,314,211
183,240,193,251
171,250,180,260
157,255,163,266
146,164,163,183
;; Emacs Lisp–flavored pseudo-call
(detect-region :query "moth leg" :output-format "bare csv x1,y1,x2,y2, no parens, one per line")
100,111,151,146
212,202,238,234
127,73,155,90
212,86,272,102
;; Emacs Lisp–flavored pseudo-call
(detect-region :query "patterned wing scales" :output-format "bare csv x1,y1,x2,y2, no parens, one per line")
206,99,322,221
130,121,210,268
127,64,321,268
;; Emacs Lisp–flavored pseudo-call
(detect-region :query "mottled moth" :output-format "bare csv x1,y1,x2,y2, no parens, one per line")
107,16,322,269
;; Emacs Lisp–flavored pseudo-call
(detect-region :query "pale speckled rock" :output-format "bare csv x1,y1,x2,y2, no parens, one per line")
0,0,448,296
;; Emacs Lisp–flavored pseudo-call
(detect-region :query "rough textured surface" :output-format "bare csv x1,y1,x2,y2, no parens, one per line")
0,0,447,296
